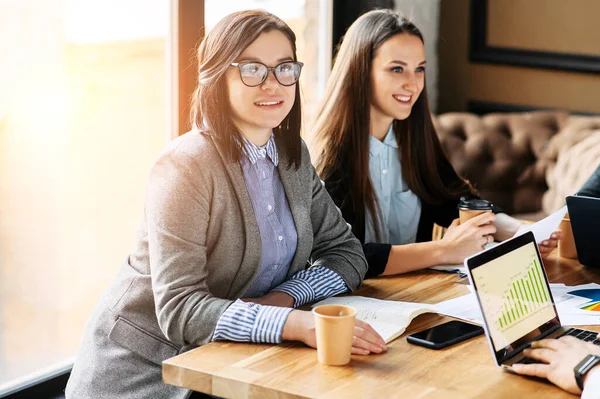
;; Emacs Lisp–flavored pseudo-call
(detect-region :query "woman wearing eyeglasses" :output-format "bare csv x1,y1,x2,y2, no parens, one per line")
66,10,385,399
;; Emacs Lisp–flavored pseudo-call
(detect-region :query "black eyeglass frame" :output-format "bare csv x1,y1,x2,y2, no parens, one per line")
229,61,304,87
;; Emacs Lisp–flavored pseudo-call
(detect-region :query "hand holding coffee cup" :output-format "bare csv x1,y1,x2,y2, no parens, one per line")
441,210,497,264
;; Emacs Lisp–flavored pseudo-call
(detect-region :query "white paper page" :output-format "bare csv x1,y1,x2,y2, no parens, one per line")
558,313,600,326
312,296,435,343
433,293,484,325
515,205,567,243
551,283,600,318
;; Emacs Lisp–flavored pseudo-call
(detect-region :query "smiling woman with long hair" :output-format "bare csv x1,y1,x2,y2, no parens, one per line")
65,10,385,399
312,9,559,278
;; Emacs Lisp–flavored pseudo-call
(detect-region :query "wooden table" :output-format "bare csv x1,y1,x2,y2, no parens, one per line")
163,254,600,398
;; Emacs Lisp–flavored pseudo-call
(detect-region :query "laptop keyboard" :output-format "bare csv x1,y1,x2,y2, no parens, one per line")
561,328,600,344
515,328,600,365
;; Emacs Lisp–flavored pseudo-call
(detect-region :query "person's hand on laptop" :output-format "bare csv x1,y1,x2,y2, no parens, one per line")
512,336,600,395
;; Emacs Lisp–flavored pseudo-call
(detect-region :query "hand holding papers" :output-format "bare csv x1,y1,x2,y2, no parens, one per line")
431,206,567,276
515,206,567,243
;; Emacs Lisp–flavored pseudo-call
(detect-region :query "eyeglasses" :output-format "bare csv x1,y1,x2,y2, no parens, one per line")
230,61,304,87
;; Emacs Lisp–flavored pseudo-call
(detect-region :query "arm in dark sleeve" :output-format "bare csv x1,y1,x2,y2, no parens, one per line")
363,243,392,279
577,165,600,198
323,169,391,279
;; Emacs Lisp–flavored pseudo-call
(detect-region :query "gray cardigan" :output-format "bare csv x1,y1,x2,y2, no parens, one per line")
66,131,367,398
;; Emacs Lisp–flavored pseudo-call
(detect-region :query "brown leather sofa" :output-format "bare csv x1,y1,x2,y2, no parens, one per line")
434,111,600,218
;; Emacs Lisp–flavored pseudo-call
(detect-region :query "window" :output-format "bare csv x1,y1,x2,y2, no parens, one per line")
0,0,332,394
0,0,169,391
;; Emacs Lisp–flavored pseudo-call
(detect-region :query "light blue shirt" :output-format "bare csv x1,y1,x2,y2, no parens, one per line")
365,125,422,245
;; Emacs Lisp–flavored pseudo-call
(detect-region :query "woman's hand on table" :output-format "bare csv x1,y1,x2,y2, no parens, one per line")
282,310,387,355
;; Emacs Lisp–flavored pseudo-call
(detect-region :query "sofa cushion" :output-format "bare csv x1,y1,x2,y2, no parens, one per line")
543,132,600,214
434,111,569,214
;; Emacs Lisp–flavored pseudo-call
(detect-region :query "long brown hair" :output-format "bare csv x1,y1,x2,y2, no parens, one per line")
313,9,473,238
190,10,302,168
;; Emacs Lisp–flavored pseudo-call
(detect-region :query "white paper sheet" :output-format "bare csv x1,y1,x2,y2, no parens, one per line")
515,205,567,243
433,293,484,325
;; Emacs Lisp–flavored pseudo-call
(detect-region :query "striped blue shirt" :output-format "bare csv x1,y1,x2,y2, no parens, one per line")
212,135,348,344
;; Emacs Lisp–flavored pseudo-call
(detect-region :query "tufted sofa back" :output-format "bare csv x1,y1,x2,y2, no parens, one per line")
433,111,571,215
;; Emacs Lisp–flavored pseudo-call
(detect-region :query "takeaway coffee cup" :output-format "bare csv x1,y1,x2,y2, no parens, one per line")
558,213,578,260
458,196,493,224
312,305,356,366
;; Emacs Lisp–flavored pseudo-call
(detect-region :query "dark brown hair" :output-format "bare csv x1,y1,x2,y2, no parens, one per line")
190,10,302,168
313,9,473,238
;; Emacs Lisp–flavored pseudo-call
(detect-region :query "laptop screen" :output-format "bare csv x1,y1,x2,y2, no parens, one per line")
467,233,560,363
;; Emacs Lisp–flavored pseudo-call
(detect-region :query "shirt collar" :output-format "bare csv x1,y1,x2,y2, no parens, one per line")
369,124,398,156
241,135,279,166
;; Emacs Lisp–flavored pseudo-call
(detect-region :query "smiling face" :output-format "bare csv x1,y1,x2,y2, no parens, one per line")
225,29,296,145
370,33,426,132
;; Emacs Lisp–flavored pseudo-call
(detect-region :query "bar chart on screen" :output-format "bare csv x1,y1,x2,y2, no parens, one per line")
472,243,557,348
496,258,551,330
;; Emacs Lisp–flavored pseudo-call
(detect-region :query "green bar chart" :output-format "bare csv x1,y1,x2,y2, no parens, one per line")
497,259,550,329
472,242,557,349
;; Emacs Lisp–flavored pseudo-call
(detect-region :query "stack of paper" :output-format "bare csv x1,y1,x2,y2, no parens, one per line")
550,283,600,326
433,283,600,327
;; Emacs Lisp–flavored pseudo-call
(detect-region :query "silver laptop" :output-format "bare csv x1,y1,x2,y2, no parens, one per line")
464,231,600,370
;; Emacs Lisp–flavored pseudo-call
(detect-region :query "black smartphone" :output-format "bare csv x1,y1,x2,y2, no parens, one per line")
406,320,484,350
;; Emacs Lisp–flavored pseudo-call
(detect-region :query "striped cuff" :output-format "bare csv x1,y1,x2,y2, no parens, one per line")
212,299,293,344
273,266,348,307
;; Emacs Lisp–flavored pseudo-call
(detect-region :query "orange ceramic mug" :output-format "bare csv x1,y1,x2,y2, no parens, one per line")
312,305,356,366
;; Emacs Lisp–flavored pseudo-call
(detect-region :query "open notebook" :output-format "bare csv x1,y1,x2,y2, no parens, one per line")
312,296,436,343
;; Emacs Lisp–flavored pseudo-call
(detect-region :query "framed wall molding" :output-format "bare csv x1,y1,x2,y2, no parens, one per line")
469,0,600,74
